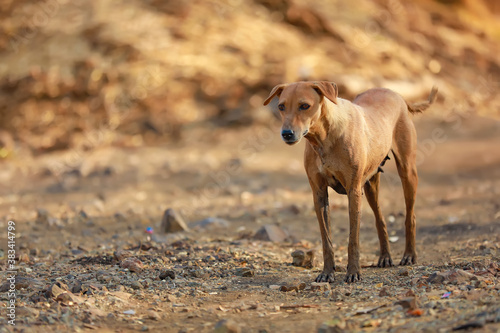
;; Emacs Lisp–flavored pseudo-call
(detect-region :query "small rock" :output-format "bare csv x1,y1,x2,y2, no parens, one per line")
123,309,136,315
253,224,289,242
379,287,391,297
189,217,230,230
235,267,255,277
214,319,241,333
131,281,143,290
311,282,331,291
46,282,69,298
291,249,315,268
398,268,410,276
427,272,446,284
147,310,161,320
159,269,175,280
160,208,189,233
18,253,30,263
280,282,306,292
288,204,301,215
396,297,419,310
120,258,144,272
114,249,132,261
318,318,346,333
36,208,50,224
56,292,84,304
71,280,83,294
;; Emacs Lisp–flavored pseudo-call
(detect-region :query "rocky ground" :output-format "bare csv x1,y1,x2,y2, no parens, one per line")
1,114,499,332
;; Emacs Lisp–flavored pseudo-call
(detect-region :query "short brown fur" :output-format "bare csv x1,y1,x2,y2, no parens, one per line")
263,81,436,283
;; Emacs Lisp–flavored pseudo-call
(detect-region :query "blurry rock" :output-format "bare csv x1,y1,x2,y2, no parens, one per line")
398,268,410,276
396,297,419,310
379,287,391,297
160,208,189,233
147,310,161,321
235,267,254,277
214,319,241,333
280,282,306,292
427,272,446,284
428,269,477,285
131,281,143,290
114,249,132,261
18,253,30,263
189,217,230,230
159,269,175,280
120,258,144,272
291,249,315,268
253,224,289,242
311,282,331,291
56,291,84,304
71,280,83,294
318,318,347,333
36,208,49,224
46,282,69,298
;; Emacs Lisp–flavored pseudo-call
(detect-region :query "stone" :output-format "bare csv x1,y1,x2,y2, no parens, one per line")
120,258,144,272
159,269,176,280
147,310,161,320
291,249,315,268
46,282,69,298
396,297,419,310
56,292,84,304
214,319,241,333
160,208,189,233
253,224,289,242
235,267,255,277
280,282,306,292
311,282,331,291
131,281,143,290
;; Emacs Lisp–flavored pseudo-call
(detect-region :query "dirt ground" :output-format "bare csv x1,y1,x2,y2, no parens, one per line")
0,111,499,332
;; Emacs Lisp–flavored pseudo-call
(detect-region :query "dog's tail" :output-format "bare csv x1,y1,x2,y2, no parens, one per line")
407,86,438,114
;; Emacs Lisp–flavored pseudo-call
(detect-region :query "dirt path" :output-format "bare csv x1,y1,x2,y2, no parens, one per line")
1,115,499,332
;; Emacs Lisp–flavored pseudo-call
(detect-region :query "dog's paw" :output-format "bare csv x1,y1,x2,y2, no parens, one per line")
315,272,335,283
377,254,394,268
399,253,417,266
344,271,361,283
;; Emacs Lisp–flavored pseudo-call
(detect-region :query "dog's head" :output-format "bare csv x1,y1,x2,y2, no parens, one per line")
263,81,338,145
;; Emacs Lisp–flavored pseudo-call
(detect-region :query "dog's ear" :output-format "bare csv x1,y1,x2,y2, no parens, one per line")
312,81,338,104
263,84,287,105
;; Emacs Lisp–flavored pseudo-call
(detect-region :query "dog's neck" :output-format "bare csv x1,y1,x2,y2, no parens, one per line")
305,98,349,156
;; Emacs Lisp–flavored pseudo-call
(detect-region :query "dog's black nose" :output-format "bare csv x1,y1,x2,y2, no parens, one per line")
281,129,295,141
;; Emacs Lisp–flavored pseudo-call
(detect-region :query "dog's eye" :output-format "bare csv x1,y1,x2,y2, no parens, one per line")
299,104,310,110
278,104,285,111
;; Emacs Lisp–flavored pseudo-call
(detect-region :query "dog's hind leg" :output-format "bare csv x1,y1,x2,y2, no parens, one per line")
392,119,419,265
364,173,393,267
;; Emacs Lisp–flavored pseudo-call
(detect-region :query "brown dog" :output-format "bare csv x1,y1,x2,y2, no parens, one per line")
263,81,437,283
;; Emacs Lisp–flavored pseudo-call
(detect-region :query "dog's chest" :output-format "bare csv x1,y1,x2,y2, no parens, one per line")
318,161,348,195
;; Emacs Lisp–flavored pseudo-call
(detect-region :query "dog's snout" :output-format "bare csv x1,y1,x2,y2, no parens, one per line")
281,129,295,141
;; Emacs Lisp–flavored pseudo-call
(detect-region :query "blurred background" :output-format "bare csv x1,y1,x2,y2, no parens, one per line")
0,0,499,231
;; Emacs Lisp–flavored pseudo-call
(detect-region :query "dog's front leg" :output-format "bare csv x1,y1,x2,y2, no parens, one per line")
345,186,362,282
312,184,336,283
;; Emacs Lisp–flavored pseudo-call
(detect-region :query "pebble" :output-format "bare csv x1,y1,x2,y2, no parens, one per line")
214,319,241,333
159,269,176,280
120,258,144,272
311,282,331,291
280,282,306,292
291,249,315,268
131,281,143,290
236,267,255,277
396,297,419,310
160,208,189,233
253,224,289,242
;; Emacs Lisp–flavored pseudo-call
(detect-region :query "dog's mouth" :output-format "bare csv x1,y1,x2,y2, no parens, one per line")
303,129,309,136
